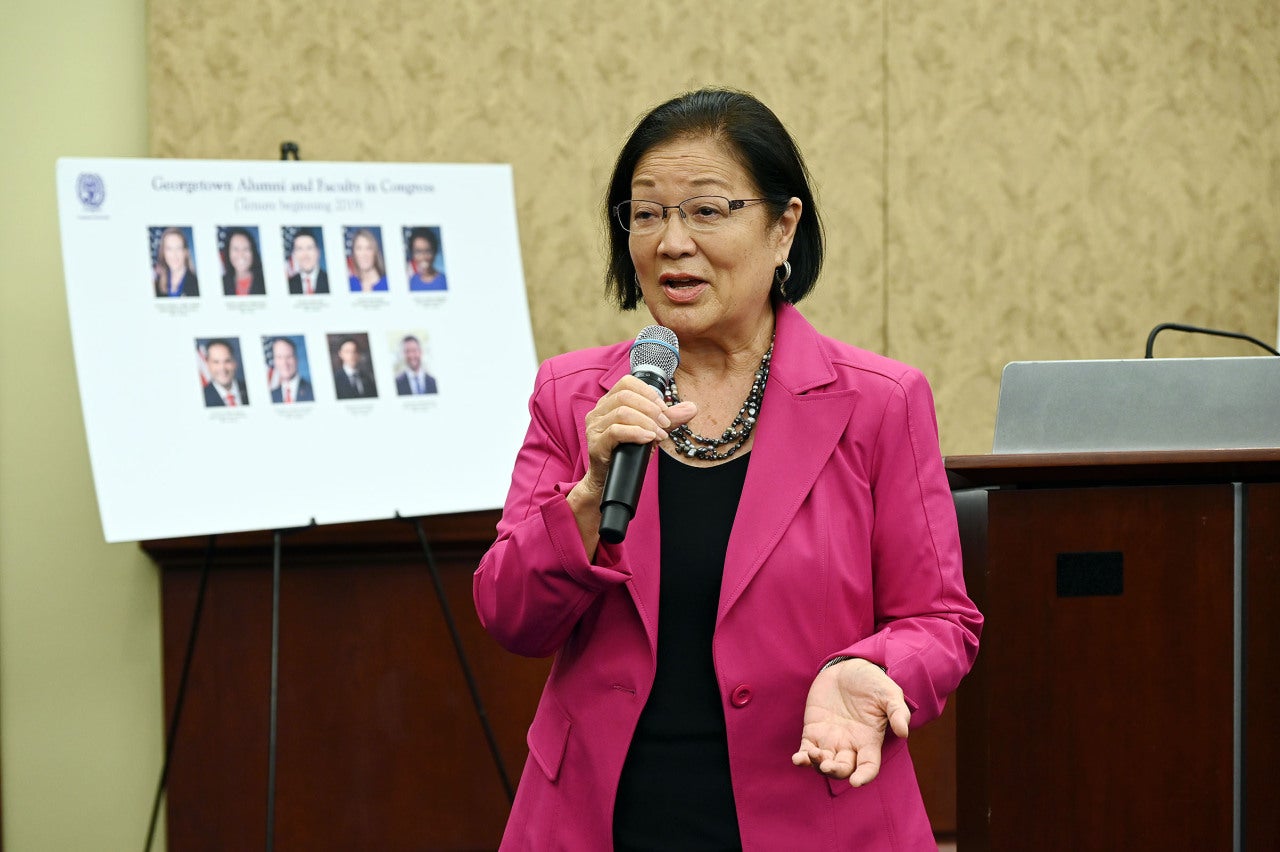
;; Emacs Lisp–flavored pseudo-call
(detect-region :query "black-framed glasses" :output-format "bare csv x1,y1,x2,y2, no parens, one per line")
613,196,772,234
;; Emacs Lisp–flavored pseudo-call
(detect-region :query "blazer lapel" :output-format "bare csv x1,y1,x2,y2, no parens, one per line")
568,311,852,642
570,357,663,649
623,457,662,648
718,304,857,620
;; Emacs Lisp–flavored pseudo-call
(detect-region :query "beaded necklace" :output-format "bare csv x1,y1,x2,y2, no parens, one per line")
664,337,774,461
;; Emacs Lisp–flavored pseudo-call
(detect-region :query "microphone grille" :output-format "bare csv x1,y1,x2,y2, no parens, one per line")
630,325,680,381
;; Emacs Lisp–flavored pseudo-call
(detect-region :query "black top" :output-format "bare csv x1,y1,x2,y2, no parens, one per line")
613,450,751,852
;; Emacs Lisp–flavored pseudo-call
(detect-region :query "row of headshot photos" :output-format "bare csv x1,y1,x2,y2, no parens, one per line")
152,225,449,298
197,333,439,407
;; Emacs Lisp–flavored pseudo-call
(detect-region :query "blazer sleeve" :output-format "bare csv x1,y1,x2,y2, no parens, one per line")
473,360,631,658
828,368,982,727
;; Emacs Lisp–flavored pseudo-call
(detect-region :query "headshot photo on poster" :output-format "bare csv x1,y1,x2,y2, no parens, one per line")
327,332,379,399
263,334,314,404
390,330,438,396
150,225,199,297
219,226,267,296
403,226,448,292
283,226,329,295
344,226,388,292
196,336,248,407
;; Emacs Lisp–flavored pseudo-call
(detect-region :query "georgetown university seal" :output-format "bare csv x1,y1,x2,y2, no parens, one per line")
76,172,105,211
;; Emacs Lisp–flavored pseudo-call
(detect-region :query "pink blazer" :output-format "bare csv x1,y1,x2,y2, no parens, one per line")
474,303,981,851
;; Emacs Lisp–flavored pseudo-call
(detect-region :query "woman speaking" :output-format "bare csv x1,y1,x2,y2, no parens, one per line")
474,88,981,851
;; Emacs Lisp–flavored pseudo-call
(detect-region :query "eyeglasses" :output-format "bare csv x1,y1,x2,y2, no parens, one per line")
613,195,772,234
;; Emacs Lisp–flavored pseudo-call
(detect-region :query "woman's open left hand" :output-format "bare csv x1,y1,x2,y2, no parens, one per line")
791,658,911,787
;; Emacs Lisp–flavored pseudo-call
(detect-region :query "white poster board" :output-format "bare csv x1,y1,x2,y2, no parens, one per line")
56,158,536,543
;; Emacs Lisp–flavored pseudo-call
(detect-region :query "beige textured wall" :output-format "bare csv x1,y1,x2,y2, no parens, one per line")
889,2,1280,451
150,0,1280,454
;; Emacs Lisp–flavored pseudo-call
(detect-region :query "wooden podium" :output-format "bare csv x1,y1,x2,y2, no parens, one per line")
946,449,1280,852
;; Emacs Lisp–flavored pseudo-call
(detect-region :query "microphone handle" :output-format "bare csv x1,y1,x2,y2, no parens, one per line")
598,368,667,544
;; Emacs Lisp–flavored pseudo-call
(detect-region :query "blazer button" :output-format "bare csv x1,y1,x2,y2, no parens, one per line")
730,684,753,708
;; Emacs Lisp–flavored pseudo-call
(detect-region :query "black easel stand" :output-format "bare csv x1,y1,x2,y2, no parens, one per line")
399,513,516,803
145,514,514,851
261,138,299,852
141,521,309,852
145,534,217,852
265,530,282,852
263,521,313,852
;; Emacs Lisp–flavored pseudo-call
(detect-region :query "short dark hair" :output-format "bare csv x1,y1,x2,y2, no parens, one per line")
291,228,318,250
271,336,297,355
205,338,235,359
604,88,824,309
407,227,439,254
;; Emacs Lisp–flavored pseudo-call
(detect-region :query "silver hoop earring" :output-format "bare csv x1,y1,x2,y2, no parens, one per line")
775,260,792,285
775,260,792,299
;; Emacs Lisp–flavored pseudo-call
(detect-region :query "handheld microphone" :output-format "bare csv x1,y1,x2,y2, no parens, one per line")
598,325,680,544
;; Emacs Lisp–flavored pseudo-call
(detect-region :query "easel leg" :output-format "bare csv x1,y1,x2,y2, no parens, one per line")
145,534,216,852
266,530,283,852
407,516,515,803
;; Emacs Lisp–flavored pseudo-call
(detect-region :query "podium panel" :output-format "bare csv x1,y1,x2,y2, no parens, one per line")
1245,483,1280,852
950,452,1280,852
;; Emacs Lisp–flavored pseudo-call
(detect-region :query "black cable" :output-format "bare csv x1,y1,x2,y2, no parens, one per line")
144,534,216,852
1145,322,1280,358
406,515,515,803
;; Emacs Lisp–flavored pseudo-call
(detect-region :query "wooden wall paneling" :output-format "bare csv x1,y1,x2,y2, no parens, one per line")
151,516,551,851
911,693,957,835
